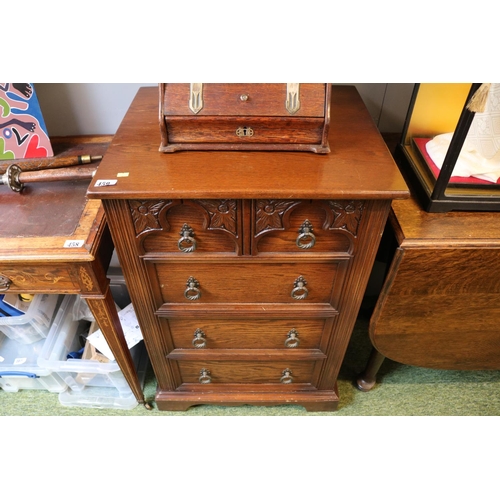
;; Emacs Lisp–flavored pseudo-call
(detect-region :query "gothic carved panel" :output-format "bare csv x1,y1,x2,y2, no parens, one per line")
129,200,174,237
254,200,364,237
129,199,239,238
196,199,238,237
328,200,364,237
254,200,300,236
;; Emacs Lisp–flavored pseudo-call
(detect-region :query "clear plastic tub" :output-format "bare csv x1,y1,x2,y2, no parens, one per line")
37,295,148,408
58,344,149,410
0,331,68,393
0,294,61,344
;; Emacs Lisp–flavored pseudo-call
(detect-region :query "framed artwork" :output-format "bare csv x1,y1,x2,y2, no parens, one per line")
0,83,53,160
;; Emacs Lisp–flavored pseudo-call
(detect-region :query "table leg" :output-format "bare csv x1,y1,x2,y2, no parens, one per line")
356,347,386,392
85,288,152,409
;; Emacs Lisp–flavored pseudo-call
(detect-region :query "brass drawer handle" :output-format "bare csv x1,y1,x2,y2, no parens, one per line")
284,329,300,348
291,276,308,300
280,368,294,384
296,219,316,249
178,224,197,253
199,368,212,384
0,274,12,292
192,328,207,348
184,277,201,301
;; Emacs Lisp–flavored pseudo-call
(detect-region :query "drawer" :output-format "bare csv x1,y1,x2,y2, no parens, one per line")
252,199,363,255
162,84,327,117
131,199,242,255
153,260,346,305
0,264,77,293
166,317,330,350
176,360,320,385
164,116,325,145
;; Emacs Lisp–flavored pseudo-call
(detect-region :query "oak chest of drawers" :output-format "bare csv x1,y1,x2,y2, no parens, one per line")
87,85,409,411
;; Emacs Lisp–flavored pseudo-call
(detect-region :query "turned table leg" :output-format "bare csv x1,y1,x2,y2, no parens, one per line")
356,347,386,392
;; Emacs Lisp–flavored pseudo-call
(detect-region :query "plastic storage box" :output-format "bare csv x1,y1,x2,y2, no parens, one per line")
37,295,148,410
0,294,61,344
0,330,68,393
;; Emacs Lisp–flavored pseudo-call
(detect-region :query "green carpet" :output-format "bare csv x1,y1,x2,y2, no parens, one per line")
2,313,499,416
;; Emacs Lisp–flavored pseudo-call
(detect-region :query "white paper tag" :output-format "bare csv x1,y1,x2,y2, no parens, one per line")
64,240,85,248
94,179,118,187
87,302,142,361
14,358,26,365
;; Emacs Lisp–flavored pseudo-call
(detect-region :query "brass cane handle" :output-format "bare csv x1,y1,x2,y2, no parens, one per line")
291,276,308,300
184,277,201,300
280,368,294,384
296,219,316,249
199,368,212,384
192,328,207,348
0,274,12,292
284,329,300,348
178,223,197,253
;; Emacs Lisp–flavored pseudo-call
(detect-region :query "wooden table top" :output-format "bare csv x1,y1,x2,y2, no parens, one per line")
87,86,409,201
0,136,111,262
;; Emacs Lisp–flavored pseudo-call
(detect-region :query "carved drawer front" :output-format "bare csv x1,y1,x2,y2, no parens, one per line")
176,360,320,385
154,260,345,305
166,318,328,350
0,265,77,293
130,199,241,255
253,200,364,255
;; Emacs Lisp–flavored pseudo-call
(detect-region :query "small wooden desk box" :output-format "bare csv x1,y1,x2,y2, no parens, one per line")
159,83,331,153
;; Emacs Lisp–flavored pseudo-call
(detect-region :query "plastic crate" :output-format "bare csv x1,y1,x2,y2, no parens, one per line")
37,295,148,409
58,344,149,410
0,331,68,393
0,294,61,344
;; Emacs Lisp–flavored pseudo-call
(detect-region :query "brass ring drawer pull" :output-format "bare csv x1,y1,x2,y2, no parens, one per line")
291,276,308,300
280,368,293,384
284,329,300,348
296,219,316,249
0,274,12,292
192,328,207,348
184,277,201,300
199,368,212,384
178,224,197,253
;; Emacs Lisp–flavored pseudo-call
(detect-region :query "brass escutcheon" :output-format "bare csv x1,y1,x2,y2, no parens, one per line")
236,126,254,137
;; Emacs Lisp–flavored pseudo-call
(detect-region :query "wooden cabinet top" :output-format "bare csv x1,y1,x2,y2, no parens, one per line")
391,195,500,245
87,85,409,201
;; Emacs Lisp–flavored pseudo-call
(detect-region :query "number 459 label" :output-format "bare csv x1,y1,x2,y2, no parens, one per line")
95,179,118,187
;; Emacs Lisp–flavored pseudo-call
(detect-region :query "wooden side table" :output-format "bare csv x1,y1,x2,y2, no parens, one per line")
0,136,149,408
87,86,409,411
357,193,500,391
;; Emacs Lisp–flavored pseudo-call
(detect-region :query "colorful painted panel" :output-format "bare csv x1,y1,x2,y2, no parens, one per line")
0,83,53,160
